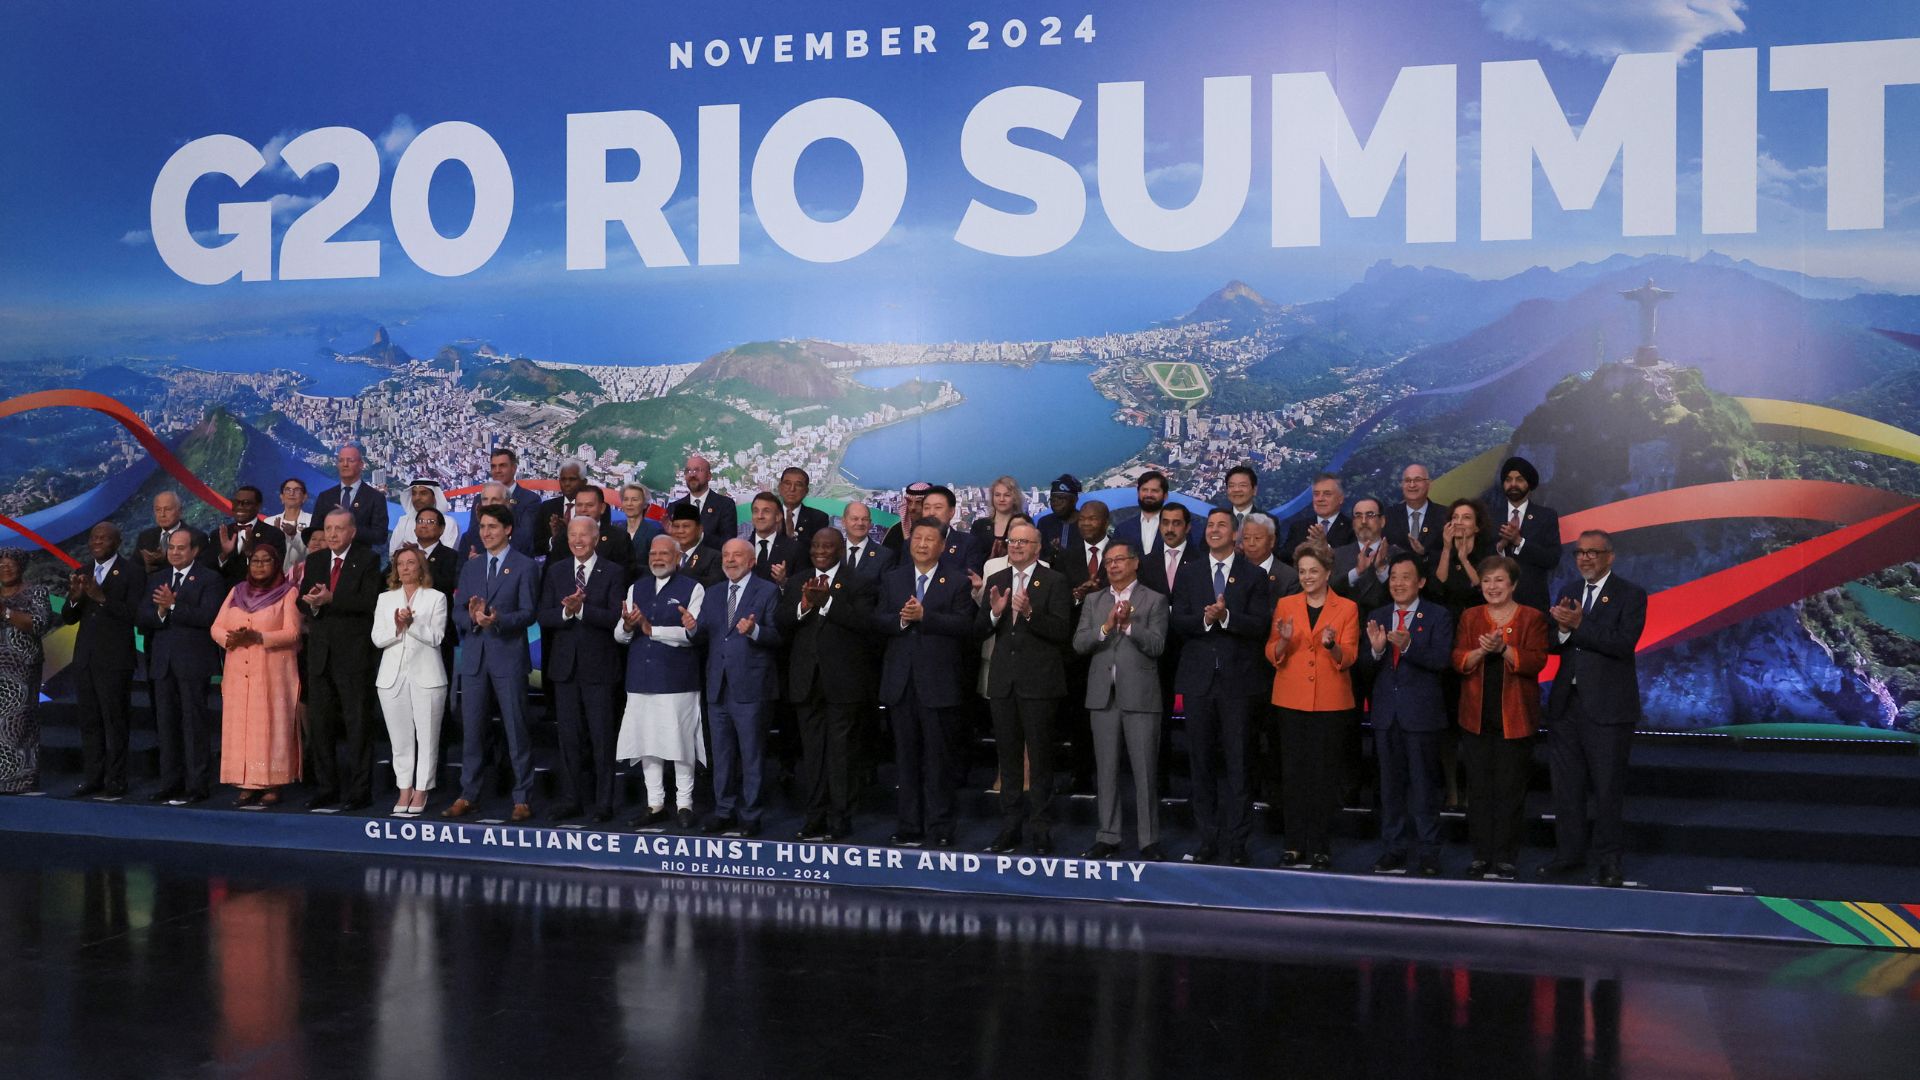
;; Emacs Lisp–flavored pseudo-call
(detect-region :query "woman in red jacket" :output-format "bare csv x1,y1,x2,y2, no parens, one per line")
1265,543,1360,870
1452,555,1549,880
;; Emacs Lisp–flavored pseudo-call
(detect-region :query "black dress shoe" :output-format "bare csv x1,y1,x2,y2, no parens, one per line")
1308,853,1332,871
675,808,697,829
304,791,339,810
1189,842,1218,864
1415,853,1441,877
1278,849,1306,869
1466,860,1491,878
548,803,583,823
798,820,832,841
889,831,925,847
701,814,734,835
148,787,185,803
630,806,668,829
1592,860,1624,888
337,797,371,813
985,828,1021,853
1490,862,1517,880
591,809,614,824
1372,851,1408,875
1537,858,1586,880
104,782,128,798
825,823,853,842
1031,833,1054,856
1229,845,1252,867
725,822,760,839
70,781,103,798
1138,843,1166,862
932,834,953,849
1082,841,1119,860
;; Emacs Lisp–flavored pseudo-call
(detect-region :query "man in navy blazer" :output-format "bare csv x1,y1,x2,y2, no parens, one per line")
489,447,545,553
670,453,736,553
446,504,540,821
309,443,390,551
1358,553,1456,877
1544,530,1647,888
873,517,980,846
840,501,894,582
1111,470,1172,561
134,529,230,803
65,522,145,798
776,467,832,548
1171,509,1274,865
1382,464,1444,576
1493,455,1562,613
691,539,784,836
537,517,628,824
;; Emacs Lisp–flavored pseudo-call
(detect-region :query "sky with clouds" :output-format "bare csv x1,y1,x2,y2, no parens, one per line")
1,0,1916,363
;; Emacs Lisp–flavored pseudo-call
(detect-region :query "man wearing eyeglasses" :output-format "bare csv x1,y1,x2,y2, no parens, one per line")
977,523,1074,856
1540,530,1647,888
1331,497,1399,613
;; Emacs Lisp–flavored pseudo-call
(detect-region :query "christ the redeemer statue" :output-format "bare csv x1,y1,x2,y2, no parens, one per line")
1620,278,1675,365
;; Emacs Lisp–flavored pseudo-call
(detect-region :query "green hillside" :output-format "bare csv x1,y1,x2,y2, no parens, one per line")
460,358,603,403
561,396,766,490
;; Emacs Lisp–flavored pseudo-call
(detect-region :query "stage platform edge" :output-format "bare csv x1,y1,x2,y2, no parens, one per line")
4,796,1916,952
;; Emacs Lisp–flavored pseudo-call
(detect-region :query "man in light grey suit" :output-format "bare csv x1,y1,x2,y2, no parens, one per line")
1072,540,1168,861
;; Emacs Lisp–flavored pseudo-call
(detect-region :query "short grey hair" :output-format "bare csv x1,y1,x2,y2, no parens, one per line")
1241,512,1277,538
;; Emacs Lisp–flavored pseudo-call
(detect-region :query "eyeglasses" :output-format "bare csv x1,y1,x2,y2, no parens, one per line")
1007,538,1039,546
1574,548,1612,557
1352,510,1382,519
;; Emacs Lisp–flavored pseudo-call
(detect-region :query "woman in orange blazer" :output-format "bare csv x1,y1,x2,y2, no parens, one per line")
1265,543,1360,869
1452,555,1549,880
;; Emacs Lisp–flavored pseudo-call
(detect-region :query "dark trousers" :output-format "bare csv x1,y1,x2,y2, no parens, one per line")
988,694,1057,834
458,672,532,805
75,666,132,789
1184,690,1252,848
1277,707,1352,857
710,695,767,824
1548,689,1633,864
151,669,214,795
890,690,958,839
308,662,374,801
551,678,617,815
797,691,864,829
1461,727,1532,863
1375,725,1443,857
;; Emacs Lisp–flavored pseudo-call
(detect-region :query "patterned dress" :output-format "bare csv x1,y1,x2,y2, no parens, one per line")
0,585,53,793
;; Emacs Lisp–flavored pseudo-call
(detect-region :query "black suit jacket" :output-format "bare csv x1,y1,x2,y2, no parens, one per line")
134,524,215,575
215,520,288,582
778,566,879,704
531,497,572,560
310,482,390,550
672,491,737,552
675,544,726,588
780,503,831,549
744,531,802,582
1138,543,1201,598
843,538,895,583
1170,552,1273,698
973,564,1073,699
421,544,461,598
1280,512,1354,564
134,564,229,682
1383,501,1444,575
1547,574,1647,727
1496,501,1563,613
536,555,626,685
1054,535,1109,594
301,546,383,676
64,556,143,676
873,562,978,709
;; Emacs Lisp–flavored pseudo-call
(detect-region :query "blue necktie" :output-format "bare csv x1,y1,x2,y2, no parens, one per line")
728,582,741,620
1212,560,1227,599
488,555,499,582
916,573,928,602
1582,582,1597,614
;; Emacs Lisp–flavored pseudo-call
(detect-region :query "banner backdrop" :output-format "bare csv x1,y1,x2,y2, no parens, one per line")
3,1,1917,732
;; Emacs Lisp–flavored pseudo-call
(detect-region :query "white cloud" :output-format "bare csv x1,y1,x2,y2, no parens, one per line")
377,114,418,161
1480,0,1745,60
268,193,321,221
119,229,152,246
1755,151,1825,198
260,130,295,175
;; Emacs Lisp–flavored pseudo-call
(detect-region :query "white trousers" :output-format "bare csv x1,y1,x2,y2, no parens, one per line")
641,757,696,810
378,680,448,790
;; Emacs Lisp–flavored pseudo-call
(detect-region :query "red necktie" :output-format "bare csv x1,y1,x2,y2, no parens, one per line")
329,556,343,590
1392,608,1408,668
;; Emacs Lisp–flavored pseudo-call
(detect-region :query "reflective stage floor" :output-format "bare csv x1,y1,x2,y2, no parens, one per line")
2,835,1918,1079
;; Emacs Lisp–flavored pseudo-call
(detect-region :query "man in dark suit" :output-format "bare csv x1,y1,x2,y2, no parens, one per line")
873,517,980,847
691,539,784,837
1237,510,1294,809
413,506,461,686
309,443,390,551
1358,554,1455,877
1112,470,1171,561
1543,530,1647,888
778,527,878,841
134,529,229,803
537,517,628,823
1220,464,1260,536
742,491,801,583
977,522,1073,855
666,503,725,587
570,485,637,578
1054,499,1112,597
1332,497,1398,613
212,485,287,583
1033,474,1082,561
1171,508,1273,865
1280,472,1354,564
65,522,143,797
841,501,894,582
670,453,736,553
1494,455,1563,613
300,509,384,810
1137,503,1199,597
531,460,590,560
489,446,545,552
776,467,831,548
919,485,975,570
135,490,209,576
445,504,540,821
878,481,930,556
1383,464,1444,576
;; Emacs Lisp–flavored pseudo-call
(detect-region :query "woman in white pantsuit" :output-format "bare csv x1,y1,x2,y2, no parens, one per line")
371,547,448,815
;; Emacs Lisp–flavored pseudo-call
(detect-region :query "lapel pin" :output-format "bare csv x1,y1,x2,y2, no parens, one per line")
1228,576,1237,584
1601,595,1611,604
937,576,947,585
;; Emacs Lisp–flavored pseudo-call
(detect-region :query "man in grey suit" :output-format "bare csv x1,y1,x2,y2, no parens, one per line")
1072,540,1168,861
444,504,540,822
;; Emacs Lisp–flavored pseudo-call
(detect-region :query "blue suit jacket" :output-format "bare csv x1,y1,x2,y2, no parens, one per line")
1547,574,1647,727
134,564,229,682
536,555,627,685
1169,553,1272,699
694,574,784,704
1112,514,1164,561
507,485,543,553
872,562,978,709
1357,600,1455,733
452,547,538,678
310,482,392,550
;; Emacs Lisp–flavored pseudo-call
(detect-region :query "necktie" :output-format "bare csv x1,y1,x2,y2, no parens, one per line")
1088,542,1098,568
728,582,740,620
1168,550,1180,586
488,555,499,582
1320,517,1331,532
576,562,588,592
1015,569,1028,600
172,570,185,591
916,573,928,602
1393,608,1409,669
1410,508,1423,538
343,484,356,509
95,561,108,584
787,510,797,536
759,539,770,566
329,556,343,590
1583,582,1597,614
680,549,691,567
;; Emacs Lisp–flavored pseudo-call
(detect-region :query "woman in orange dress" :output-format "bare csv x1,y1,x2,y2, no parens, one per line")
212,546,304,805
1452,555,1549,880
1265,543,1361,870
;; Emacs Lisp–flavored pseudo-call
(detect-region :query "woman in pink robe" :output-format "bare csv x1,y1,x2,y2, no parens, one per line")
213,546,304,804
